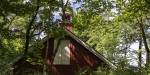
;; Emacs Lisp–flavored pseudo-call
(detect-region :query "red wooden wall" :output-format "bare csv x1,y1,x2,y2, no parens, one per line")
42,37,105,75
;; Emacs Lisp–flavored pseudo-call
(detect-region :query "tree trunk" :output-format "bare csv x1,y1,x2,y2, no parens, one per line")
24,3,40,56
138,37,142,68
138,18,150,66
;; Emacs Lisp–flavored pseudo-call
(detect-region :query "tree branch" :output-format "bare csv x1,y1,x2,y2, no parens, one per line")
137,18,150,65
24,1,40,56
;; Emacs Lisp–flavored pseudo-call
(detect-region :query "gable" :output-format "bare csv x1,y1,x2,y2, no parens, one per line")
41,28,116,69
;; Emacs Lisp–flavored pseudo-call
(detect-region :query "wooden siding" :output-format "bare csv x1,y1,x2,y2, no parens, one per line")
43,37,104,75
69,38,103,67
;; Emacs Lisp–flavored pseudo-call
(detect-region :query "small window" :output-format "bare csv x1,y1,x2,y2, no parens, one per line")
53,39,70,64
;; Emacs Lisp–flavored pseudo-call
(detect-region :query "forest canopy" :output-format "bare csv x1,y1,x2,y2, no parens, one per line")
0,0,150,75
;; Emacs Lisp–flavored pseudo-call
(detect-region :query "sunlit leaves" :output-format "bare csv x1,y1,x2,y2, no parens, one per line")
73,10,120,61
0,17,4,23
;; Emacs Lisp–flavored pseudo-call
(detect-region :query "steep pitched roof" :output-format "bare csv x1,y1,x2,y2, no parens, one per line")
41,27,116,69
64,28,117,69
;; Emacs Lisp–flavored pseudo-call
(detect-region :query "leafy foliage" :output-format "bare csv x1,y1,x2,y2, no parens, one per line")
0,0,150,75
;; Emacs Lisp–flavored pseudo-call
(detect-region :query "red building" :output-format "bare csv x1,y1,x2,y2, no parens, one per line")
42,23,116,75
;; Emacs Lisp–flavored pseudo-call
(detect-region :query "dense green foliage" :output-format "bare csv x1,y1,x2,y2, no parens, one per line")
0,0,150,75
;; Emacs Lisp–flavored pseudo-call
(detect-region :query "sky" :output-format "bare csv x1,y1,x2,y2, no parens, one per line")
53,0,82,22
129,42,146,67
